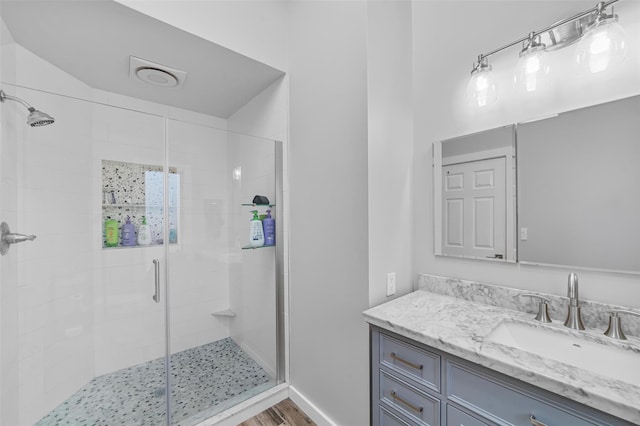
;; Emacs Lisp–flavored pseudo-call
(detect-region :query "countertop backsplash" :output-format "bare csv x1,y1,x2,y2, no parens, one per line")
417,273,640,339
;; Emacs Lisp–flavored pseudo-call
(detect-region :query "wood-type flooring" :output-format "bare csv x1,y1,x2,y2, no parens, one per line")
239,398,316,426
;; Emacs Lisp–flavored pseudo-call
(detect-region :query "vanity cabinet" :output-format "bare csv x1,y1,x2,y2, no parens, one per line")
370,326,632,426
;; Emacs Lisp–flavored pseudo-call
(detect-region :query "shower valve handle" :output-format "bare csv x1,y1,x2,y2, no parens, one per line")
3,233,36,244
1,222,37,256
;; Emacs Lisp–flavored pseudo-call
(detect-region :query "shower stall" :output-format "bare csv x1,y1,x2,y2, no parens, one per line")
0,3,286,426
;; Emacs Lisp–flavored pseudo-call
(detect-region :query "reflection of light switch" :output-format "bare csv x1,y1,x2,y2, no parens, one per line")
520,227,528,241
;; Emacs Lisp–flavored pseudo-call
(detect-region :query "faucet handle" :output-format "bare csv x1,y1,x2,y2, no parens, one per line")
604,309,640,340
520,294,552,323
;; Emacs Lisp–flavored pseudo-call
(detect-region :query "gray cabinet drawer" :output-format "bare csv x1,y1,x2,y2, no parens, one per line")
380,370,440,426
380,332,441,392
380,405,419,426
446,361,600,425
446,405,488,426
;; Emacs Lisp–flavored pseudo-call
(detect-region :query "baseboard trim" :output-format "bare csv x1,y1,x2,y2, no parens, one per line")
288,386,337,426
197,383,289,426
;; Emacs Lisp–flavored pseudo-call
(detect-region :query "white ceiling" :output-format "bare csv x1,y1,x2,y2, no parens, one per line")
1,0,285,118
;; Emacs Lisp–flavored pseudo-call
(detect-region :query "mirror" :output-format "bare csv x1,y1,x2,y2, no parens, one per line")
433,95,640,273
517,95,640,273
433,125,516,262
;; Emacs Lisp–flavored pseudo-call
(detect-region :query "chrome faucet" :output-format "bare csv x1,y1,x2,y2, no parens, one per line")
564,272,585,330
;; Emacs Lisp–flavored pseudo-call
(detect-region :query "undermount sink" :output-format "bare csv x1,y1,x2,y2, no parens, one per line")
483,320,640,385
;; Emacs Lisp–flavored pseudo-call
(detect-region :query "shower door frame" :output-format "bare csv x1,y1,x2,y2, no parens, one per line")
274,140,286,386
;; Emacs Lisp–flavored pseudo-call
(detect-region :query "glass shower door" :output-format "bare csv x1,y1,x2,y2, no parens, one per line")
165,119,281,425
91,103,170,425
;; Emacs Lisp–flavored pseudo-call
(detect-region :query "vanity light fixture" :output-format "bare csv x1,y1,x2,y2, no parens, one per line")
467,55,498,108
468,0,626,107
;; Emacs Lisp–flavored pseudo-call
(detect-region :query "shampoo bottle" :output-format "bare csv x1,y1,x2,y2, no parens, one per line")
249,210,265,247
105,219,119,247
121,216,136,246
263,209,275,246
137,215,152,246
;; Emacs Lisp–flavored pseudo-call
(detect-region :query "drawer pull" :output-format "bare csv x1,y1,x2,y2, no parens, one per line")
390,391,423,414
390,352,423,370
530,414,547,426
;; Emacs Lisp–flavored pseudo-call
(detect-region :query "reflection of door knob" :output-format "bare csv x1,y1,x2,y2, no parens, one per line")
1,222,37,256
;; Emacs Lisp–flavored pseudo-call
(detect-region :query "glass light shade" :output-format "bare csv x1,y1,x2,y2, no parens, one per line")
467,67,498,108
514,47,550,93
576,18,627,73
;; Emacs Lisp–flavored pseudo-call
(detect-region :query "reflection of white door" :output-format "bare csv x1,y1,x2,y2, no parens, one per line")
442,157,506,259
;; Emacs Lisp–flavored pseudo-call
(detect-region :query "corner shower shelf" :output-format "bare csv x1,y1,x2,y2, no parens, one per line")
241,244,275,250
211,309,237,318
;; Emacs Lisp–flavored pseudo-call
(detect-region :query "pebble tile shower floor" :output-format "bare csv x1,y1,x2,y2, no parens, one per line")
36,338,273,425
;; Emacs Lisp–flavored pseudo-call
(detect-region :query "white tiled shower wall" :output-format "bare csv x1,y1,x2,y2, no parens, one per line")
1,27,279,425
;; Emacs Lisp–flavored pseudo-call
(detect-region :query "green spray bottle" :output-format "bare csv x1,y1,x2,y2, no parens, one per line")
249,210,264,247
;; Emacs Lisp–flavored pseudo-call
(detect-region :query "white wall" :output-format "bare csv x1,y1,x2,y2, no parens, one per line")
367,0,414,306
228,76,288,142
413,1,640,306
116,0,289,72
288,2,370,425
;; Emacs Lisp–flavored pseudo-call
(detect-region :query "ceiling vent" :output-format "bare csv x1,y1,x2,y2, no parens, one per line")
129,56,187,88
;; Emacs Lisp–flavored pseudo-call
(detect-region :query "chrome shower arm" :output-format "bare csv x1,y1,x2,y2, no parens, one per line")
0,89,55,126
0,90,35,111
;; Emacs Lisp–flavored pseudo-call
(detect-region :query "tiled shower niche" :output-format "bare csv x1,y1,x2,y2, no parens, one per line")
102,160,179,248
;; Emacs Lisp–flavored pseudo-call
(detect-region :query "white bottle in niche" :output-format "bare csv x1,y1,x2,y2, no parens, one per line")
138,215,152,246
249,210,264,247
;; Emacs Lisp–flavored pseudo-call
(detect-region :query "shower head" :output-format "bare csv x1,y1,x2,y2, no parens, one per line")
0,90,55,127
26,109,55,127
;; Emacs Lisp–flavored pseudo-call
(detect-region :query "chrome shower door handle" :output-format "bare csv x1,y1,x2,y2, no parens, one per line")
152,259,160,303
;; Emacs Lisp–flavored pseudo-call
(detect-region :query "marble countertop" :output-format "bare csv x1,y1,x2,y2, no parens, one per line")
363,290,640,424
